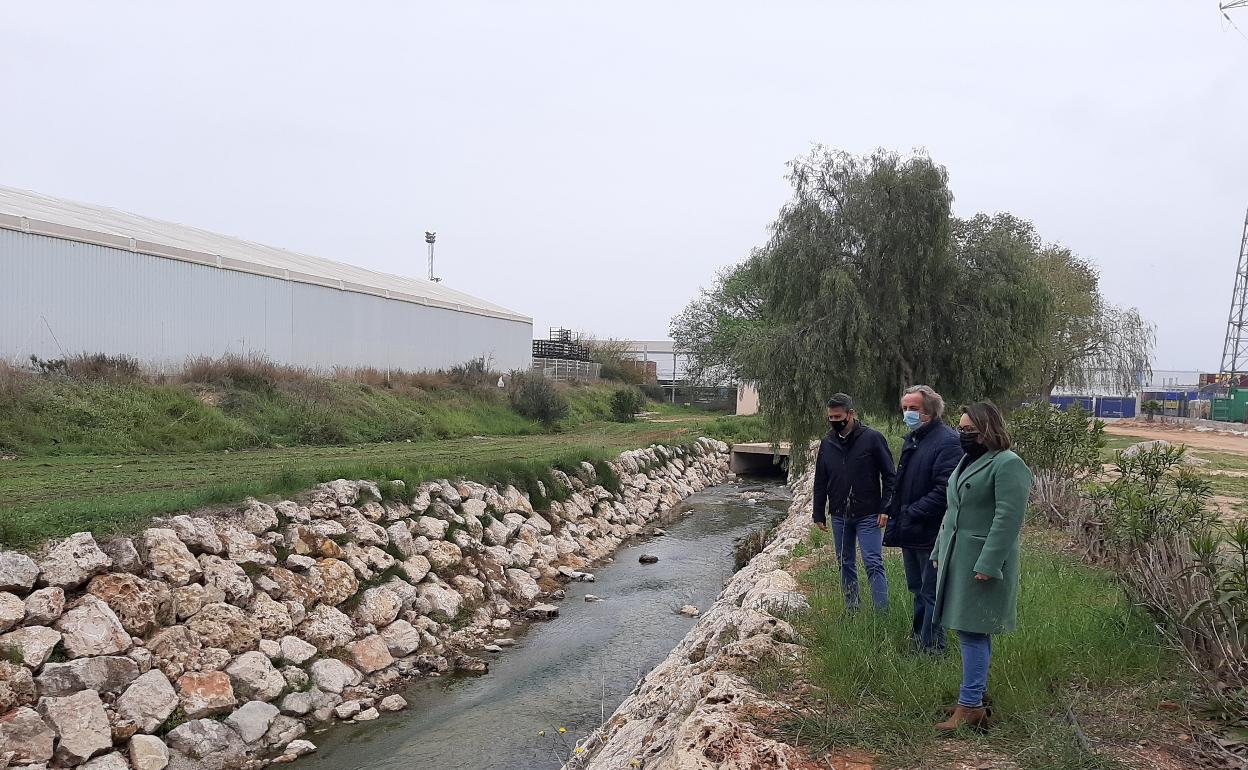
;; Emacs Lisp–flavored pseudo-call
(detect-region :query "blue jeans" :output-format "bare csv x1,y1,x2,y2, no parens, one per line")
830,515,888,609
957,631,992,707
902,546,943,652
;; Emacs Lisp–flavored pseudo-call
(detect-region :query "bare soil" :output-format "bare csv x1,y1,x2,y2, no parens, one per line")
1107,423,1248,457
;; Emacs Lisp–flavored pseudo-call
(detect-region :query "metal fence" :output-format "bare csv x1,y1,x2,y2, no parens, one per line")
531,358,601,383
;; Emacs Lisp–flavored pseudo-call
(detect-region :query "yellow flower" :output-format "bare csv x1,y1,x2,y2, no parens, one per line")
537,730,545,737
558,727,567,734
630,761,640,767
575,747,585,754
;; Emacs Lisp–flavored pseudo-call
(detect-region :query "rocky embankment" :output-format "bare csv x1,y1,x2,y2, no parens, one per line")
579,461,816,770
0,438,731,770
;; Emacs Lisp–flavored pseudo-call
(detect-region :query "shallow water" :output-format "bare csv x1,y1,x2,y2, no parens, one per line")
296,479,790,770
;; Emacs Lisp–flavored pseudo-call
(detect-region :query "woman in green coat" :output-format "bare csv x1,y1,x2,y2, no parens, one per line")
931,401,1031,730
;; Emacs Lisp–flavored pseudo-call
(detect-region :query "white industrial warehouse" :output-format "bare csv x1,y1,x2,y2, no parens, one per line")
0,186,532,372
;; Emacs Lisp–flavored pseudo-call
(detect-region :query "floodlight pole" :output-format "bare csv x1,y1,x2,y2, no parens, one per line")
424,231,440,283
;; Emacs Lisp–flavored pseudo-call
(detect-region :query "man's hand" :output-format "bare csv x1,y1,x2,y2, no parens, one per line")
974,572,992,581
877,513,888,530
814,521,828,532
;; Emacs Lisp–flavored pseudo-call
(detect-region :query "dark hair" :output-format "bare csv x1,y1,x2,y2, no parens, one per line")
825,393,854,411
962,401,1010,450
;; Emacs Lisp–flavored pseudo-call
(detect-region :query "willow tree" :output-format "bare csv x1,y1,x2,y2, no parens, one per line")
1028,246,1154,400
730,147,1050,470
669,254,767,384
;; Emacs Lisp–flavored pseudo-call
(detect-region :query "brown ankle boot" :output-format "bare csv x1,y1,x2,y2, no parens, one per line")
935,705,987,731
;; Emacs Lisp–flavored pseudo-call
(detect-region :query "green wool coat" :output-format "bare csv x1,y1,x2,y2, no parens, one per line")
932,449,1032,635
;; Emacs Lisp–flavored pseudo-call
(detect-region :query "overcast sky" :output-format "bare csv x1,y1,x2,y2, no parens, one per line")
2,2,1245,370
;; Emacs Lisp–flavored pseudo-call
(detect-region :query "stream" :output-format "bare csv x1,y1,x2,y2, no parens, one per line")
295,478,790,770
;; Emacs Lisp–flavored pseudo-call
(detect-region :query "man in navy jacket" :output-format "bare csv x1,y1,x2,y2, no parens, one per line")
814,393,896,610
883,385,963,653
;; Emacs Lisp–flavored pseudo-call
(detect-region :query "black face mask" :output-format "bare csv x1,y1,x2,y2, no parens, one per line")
960,432,987,457
829,418,849,434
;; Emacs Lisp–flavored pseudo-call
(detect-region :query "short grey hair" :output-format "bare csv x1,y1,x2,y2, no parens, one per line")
902,385,945,419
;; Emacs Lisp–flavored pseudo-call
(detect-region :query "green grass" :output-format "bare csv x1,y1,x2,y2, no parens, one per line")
0,376,547,457
0,415,766,547
766,533,1181,770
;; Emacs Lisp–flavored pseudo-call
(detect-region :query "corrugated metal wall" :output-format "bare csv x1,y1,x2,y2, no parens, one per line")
0,230,532,372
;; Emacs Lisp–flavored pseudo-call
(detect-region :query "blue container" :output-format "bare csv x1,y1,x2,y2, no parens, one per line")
1095,397,1136,419
1049,395,1094,412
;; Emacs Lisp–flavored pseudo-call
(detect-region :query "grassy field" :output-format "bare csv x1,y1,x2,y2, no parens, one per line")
0,413,765,547
758,530,1186,770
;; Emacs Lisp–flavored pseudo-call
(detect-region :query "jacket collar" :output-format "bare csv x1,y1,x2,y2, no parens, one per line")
955,449,1000,498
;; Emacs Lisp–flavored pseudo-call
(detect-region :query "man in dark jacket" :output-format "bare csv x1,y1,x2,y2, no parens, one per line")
814,393,896,610
882,385,962,653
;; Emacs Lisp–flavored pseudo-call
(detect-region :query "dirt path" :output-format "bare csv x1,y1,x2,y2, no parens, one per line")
1107,422,1248,456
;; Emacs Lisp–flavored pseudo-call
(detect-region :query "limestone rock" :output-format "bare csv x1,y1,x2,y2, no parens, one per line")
165,718,246,763
138,529,202,587
413,516,447,540
295,605,354,653
168,515,223,556
224,652,284,702
285,739,316,758
680,605,701,617
505,569,541,602
129,735,170,770
425,541,462,573
171,584,208,621
399,555,431,584
176,671,236,719
23,587,65,627
240,499,279,535
353,707,380,721
263,567,324,608
378,694,407,712
311,559,357,606
525,603,559,620
262,713,305,750
308,659,361,694
198,556,253,607
37,656,140,698
225,700,279,744
37,533,110,590
0,660,36,713
38,689,112,765
185,603,260,655
145,626,202,680
277,635,316,666
343,513,387,547
0,552,39,595
0,707,55,764
101,538,145,575
385,523,416,558
54,596,132,658
346,635,393,674
0,593,23,633
352,587,401,628
285,526,342,560
379,620,421,657
116,669,178,734
86,573,175,637
247,592,294,640
416,582,462,621
1,626,62,668
81,751,130,770
216,524,276,568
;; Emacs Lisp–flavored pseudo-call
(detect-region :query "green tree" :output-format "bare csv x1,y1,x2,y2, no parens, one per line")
1027,246,1153,400
672,147,1053,470
668,255,766,384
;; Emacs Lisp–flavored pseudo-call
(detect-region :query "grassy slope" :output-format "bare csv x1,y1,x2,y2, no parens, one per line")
0,414,765,547
0,375,626,457
763,530,1183,769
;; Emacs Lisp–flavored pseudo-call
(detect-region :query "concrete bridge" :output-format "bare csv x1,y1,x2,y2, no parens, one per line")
729,442,790,474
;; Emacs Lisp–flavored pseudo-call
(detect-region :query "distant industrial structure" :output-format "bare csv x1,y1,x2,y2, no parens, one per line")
0,186,532,373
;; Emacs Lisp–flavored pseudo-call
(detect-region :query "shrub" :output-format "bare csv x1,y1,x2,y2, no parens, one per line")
1010,402,1105,524
639,383,665,402
507,372,569,426
585,338,647,385
609,388,645,422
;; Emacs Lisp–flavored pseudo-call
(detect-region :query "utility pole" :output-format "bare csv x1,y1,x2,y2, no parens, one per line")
424,231,440,283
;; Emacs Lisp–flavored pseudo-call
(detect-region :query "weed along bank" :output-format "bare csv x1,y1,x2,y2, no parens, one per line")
0,439,734,769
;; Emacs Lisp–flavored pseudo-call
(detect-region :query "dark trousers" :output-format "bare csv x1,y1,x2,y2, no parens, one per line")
901,546,943,652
